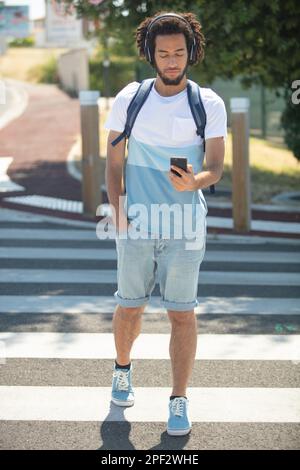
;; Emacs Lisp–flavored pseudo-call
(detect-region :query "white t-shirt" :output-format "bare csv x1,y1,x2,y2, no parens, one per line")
104,80,227,238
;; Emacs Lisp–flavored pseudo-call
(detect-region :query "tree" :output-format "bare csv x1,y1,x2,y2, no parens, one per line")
281,86,300,160
59,0,300,158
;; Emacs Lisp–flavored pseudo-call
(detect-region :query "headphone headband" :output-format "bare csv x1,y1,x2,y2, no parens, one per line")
144,12,196,65
147,13,193,35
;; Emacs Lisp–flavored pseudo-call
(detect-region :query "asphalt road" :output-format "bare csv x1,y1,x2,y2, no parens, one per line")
0,207,299,450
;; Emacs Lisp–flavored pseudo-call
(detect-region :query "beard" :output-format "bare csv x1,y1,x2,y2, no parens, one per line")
153,58,189,86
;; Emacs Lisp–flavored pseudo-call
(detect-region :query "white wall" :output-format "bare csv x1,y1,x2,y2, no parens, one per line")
57,48,89,95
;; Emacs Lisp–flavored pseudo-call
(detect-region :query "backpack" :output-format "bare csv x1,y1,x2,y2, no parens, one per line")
111,78,215,194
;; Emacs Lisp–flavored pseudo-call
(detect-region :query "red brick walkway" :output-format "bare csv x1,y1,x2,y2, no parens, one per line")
0,81,81,200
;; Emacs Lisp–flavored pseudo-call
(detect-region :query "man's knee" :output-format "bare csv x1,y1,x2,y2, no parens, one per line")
117,304,145,316
168,309,195,324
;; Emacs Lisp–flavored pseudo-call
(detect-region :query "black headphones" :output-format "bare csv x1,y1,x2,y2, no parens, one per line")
144,12,197,66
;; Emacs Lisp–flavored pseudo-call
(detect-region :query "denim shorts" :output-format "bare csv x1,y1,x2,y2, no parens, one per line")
114,223,207,311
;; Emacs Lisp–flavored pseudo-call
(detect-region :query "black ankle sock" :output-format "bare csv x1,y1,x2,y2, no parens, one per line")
115,361,131,370
170,395,187,401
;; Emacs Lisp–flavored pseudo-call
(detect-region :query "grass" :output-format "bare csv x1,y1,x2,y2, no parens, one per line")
0,47,68,82
27,55,59,84
221,133,300,203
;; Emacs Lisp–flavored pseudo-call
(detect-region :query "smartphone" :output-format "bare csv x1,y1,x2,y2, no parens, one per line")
170,157,187,177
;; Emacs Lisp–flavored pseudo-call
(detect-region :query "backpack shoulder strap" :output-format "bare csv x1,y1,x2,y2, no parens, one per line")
187,79,206,144
187,79,215,194
111,79,155,147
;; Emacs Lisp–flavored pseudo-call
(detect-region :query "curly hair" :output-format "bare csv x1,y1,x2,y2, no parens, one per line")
135,11,205,67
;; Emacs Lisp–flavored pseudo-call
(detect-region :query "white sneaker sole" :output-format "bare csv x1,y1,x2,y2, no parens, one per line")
167,427,191,436
111,397,135,407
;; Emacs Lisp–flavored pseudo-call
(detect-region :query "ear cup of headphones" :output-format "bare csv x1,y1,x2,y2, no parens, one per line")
147,46,152,64
189,45,193,65
147,46,155,66
188,37,196,65
144,33,153,64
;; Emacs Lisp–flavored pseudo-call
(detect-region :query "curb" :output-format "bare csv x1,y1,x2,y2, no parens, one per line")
0,78,28,130
67,135,81,182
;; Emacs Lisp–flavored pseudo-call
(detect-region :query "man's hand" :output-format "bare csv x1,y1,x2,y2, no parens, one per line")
116,218,133,236
168,163,197,191
111,210,131,235
117,219,132,235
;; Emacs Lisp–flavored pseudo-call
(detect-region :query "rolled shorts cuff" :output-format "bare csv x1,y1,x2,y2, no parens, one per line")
114,291,149,308
160,298,199,311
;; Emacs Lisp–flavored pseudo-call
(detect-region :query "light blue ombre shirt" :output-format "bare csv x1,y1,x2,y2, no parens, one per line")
104,80,227,239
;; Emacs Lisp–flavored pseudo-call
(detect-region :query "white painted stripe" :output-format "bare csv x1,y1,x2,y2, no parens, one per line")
206,234,300,246
0,79,28,130
0,246,299,264
66,135,81,182
0,386,299,423
1,269,299,285
3,196,83,213
0,333,299,360
0,207,96,228
208,216,300,235
0,157,24,193
0,247,118,260
0,228,96,240
205,200,300,214
0,296,299,315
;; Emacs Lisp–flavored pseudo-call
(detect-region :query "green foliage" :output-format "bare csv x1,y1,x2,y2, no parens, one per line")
8,36,35,47
60,0,300,89
27,56,59,84
281,90,300,161
89,57,135,96
89,42,154,95
60,0,300,159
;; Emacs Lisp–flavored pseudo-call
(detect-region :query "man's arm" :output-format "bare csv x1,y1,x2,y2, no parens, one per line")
105,130,128,231
194,136,225,190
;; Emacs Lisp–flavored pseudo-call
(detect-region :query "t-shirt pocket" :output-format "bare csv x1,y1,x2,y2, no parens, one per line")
171,117,197,143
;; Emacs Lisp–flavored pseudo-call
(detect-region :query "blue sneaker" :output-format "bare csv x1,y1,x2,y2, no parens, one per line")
111,363,134,407
167,397,191,436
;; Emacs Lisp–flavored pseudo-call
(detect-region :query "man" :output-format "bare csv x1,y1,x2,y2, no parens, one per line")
104,11,227,436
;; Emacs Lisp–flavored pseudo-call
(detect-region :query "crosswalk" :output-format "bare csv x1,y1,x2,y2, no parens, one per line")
0,208,300,450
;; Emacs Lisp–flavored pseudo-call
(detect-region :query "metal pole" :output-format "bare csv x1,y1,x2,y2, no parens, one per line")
261,83,267,139
230,97,251,233
103,58,110,111
79,90,102,217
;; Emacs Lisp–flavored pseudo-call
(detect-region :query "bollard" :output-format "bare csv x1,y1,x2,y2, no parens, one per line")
230,97,251,233
79,90,102,217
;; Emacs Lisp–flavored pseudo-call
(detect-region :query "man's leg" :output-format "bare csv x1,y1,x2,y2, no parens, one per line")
113,304,146,365
167,309,197,397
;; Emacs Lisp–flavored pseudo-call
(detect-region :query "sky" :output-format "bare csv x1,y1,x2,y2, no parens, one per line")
3,0,46,20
